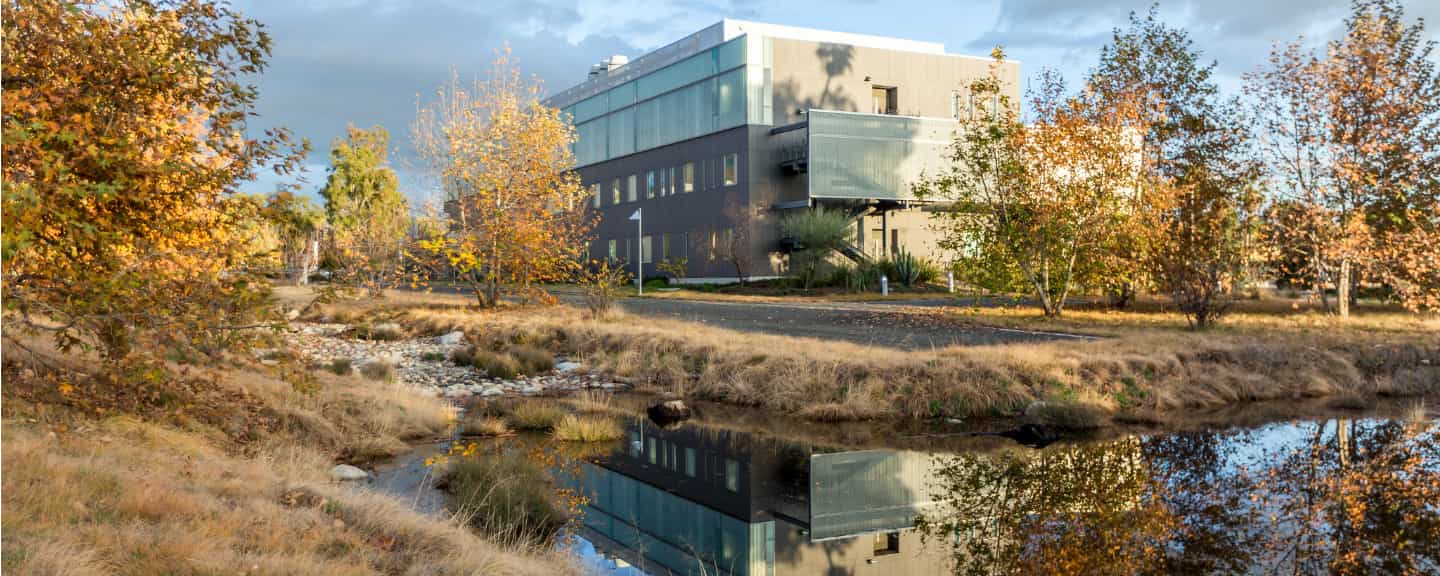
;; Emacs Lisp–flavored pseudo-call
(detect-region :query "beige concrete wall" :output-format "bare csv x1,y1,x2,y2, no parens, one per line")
769,38,1021,125
857,208,948,264
773,518,948,575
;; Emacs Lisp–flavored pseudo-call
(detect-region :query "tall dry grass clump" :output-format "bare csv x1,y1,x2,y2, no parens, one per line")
551,414,622,442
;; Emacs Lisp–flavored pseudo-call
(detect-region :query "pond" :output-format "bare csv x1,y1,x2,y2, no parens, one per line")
372,397,1438,575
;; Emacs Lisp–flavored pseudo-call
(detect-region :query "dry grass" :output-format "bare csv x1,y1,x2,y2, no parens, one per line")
1,337,572,575
507,344,554,376
550,414,622,443
506,402,567,431
460,416,512,437
566,390,614,414
391,303,1439,423
359,358,398,383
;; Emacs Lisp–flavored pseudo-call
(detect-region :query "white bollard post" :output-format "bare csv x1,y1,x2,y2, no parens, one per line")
880,274,889,296
947,270,955,293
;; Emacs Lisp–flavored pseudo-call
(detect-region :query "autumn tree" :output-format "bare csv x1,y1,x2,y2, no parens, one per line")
318,124,409,298
1326,0,1440,314
916,53,1141,317
1245,0,1439,316
263,191,325,285
2,0,305,360
1087,8,1263,327
413,51,595,308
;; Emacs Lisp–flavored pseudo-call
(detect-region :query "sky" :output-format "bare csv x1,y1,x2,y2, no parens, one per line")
236,0,1440,203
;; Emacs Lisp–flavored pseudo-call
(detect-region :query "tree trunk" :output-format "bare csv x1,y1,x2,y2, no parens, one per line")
1337,258,1351,318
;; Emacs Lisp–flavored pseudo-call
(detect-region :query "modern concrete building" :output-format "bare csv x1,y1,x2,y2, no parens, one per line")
545,20,1021,282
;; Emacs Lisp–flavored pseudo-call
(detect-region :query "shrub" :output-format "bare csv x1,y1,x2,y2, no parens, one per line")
420,351,446,362
579,260,629,319
889,249,940,287
471,349,520,380
355,322,405,341
444,451,566,545
327,358,353,375
1023,400,1107,430
459,416,511,437
782,208,855,290
550,415,622,443
450,346,476,366
507,344,554,376
507,402,567,431
358,359,397,383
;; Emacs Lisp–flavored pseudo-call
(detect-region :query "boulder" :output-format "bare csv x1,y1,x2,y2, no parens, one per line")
330,464,369,482
646,399,692,427
555,361,582,373
437,331,465,346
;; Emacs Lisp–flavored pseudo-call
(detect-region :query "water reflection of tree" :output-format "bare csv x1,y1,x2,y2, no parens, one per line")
916,438,1177,575
917,421,1440,575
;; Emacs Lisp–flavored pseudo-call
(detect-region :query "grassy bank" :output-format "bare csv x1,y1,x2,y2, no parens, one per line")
288,288,1438,426
1,337,574,575
425,309,1435,421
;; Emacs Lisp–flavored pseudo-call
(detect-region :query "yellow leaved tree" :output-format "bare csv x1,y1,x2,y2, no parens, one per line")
413,50,595,308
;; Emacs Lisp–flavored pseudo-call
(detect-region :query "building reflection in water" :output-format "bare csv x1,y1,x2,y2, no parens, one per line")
566,419,947,575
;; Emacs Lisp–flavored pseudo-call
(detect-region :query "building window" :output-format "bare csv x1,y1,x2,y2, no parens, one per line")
591,183,601,208
873,532,900,556
871,85,897,115
647,437,656,464
645,171,656,199
950,91,961,120
724,459,739,492
607,239,617,261
629,430,641,458
685,447,696,477
641,235,652,264
611,178,621,205
669,166,678,195
723,153,738,187
683,162,695,192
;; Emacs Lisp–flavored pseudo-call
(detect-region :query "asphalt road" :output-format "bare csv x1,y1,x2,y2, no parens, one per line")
420,283,1091,350
568,292,1093,350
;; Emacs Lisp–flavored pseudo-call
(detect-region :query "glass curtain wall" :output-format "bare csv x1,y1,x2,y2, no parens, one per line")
565,37,749,167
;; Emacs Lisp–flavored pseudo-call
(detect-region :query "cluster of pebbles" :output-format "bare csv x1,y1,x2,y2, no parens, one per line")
283,323,626,401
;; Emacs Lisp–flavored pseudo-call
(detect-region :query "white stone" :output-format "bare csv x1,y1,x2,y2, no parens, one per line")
555,361,582,373
438,331,465,346
330,464,369,481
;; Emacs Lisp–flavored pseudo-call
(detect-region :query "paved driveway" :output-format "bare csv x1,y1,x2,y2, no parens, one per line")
578,293,1093,350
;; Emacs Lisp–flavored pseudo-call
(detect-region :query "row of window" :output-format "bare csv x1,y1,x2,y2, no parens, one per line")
630,431,740,493
603,227,735,267
591,153,738,208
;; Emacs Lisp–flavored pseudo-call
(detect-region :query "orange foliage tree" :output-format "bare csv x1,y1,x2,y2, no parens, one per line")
413,50,595,307
2,0,306,360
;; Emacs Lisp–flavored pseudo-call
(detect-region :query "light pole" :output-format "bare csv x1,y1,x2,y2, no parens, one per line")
629,208,643,295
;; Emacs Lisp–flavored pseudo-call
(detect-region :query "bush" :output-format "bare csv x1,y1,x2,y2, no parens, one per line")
420,351,446,362
507,344,553,376
470,349,520,380
358,359,397,383
579,260,629,319
507,401,567,431
355,322,405,341
450,346,475,366
782,208,855,290
1023,400,1107,430
889,249,940,287
327,358,353,375
550,415,622,443
459,416,511,437
444,451,566,545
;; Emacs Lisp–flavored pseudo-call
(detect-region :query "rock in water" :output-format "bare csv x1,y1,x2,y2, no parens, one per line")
438,331,465,346
647,399,692,427
330,464,369,482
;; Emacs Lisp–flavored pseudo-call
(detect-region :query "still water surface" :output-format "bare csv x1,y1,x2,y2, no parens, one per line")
373,404,1439,575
